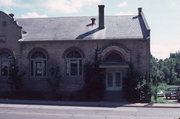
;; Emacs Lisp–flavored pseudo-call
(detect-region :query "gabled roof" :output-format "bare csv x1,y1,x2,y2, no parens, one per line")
16,15,150,42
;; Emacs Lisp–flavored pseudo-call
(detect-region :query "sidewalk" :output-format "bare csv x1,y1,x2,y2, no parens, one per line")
0,99,179,108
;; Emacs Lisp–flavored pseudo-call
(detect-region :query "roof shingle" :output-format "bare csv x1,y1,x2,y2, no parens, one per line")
16,15,150,42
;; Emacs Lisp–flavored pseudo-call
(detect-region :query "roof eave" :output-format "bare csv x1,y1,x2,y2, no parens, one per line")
140,11,151,38
18,37,146,42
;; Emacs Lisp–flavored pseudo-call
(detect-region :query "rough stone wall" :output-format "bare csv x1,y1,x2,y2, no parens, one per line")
0,12,150,96
0,12,21,57
0,11,22,92
19,39,150,94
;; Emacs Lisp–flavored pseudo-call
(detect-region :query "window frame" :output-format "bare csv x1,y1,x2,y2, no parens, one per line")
106,71,122,91
104,52,123,63
65,51,83,76
30,51,47,77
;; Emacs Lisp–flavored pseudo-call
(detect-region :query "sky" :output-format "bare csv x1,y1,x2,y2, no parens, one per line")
0,0,180,59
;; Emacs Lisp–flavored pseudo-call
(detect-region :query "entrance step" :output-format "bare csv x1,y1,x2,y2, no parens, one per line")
103,91,125,102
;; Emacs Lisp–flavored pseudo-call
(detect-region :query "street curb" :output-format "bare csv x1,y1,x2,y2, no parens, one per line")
0,99,179,108
125,104,180,108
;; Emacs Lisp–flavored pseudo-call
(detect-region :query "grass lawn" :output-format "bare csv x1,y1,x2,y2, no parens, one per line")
151,96,176,104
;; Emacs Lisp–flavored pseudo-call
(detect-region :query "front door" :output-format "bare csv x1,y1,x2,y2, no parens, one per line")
106,71,122,91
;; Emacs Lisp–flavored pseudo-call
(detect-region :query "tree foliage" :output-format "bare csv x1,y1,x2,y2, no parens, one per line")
123,64,151,102
83,47,105,101
8,52,25,91
150,51,180,85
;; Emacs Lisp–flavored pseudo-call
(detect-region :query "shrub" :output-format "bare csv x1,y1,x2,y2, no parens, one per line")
8,52,25,92
151,82,168,96
47,66,61,99
77,48,105,101
83,61,105,101
123,64,151,102
151,96,166,103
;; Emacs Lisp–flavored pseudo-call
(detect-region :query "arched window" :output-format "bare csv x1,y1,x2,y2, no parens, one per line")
104,52,123,63
66,50,82,76
30,51,46,76
0,51,12,76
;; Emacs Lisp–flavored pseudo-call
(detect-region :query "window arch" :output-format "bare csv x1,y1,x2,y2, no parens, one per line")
30,51,47,76
104,52,124,63
65,50,82,76
0,51,12,76
66,50,82,58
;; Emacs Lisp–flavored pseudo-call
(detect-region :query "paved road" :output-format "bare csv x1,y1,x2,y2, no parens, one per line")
0,104,180,119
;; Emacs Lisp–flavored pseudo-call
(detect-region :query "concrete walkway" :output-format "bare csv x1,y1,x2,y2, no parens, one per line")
0,99,179,108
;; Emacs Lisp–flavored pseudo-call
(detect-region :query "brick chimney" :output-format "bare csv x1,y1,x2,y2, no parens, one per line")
91,18,96,25
98,5,105,29
138,8,142,16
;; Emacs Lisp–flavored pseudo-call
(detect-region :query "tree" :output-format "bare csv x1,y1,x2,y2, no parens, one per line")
150,55,163,84
123,64,150,102
170,51,180,58
8,52,25,91
83,47,105,101
150,51,180,86
164,58,177,84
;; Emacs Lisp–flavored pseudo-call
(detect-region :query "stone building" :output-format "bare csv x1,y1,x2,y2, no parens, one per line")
0,5,150,100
